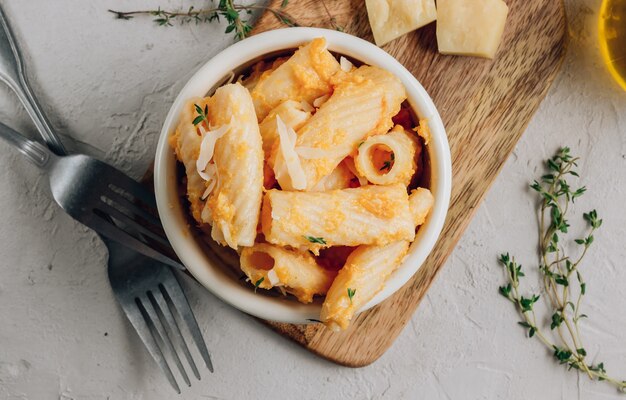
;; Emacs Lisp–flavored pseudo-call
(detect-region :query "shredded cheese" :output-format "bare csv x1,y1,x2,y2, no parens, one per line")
196,123,230,180
201,165,218,200
313,94,330,108
267,269,280,286
339,56,354,72
275,115,307,190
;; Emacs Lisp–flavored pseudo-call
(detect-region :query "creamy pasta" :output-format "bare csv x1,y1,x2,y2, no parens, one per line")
170,38,434,330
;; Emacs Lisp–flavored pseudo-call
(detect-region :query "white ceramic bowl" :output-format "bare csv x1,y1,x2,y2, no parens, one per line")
154,27,452,324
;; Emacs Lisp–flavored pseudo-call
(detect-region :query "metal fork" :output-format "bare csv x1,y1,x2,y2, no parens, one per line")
0,122,214,392
0,4,65,155
0,120,182,269
0,6,212,391
105,236,214,392
0,6,181,270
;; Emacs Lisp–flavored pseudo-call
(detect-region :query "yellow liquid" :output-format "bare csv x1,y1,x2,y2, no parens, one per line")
600,0,626,90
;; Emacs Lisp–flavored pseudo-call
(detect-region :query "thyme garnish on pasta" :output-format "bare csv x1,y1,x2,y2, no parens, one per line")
380,153,395,171
192,104,209,126
304,236,326,245
499,147,626,393
108,0,299,40
347,288,356,304
254,277,264,292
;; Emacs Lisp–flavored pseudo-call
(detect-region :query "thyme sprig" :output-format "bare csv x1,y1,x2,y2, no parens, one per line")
192,103,209,126
254,277,264,292
347,288,356,304
499,147,625,393
380,153,395,171
304,236,326,245
109,0,299,40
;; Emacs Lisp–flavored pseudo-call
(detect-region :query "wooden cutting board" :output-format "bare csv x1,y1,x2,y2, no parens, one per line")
249,0,567,367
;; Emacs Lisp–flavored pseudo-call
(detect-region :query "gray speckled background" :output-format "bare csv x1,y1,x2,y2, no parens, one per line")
1,1,625,399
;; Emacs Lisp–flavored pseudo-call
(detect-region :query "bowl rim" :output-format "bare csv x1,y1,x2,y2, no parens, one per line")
154,27,452,324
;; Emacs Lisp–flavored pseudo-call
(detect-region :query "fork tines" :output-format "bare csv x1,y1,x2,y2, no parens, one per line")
112,263,213,393
83,166,183,270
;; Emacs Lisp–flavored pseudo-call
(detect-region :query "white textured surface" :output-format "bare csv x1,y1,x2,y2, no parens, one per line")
0,1,625,399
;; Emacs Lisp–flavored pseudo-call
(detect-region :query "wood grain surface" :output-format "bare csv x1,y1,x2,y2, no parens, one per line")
249,0,567,367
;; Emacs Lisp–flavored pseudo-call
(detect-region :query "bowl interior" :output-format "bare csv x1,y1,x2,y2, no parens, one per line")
154,28,451,324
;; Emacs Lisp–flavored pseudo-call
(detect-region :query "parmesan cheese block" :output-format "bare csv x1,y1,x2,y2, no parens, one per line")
365,0,437,47
436,0,509,59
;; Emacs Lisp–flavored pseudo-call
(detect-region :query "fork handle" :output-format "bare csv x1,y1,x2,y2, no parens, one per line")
0,120,52,168
0,5,67,156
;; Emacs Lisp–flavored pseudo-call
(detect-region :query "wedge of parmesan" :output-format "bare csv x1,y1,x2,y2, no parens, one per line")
436,0,509,59
365,0,437,47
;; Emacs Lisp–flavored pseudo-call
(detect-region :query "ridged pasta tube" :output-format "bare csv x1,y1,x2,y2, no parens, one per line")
204,83,264,249
259,100,311,162
355,125,418,186
250,37,340,121
320,187,434,330
261,184,415,253
320,240,410,331
273,65,406,191
240,243,336,303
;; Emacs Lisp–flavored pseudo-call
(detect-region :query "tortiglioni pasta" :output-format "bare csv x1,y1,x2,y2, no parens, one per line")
240,243,336,303
203,83,264,249
261,184,415,252
272,65,406,191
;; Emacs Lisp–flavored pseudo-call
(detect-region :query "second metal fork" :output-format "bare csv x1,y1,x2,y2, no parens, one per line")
0,123,182,270
0,5,182,270
106,236,214,393
0,5,213,391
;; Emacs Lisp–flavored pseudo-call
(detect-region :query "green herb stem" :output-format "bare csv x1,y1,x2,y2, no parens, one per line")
499,147,625,393
108,2,300,40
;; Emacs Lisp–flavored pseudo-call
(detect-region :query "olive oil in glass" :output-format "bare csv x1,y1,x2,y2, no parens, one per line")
599,0,626,90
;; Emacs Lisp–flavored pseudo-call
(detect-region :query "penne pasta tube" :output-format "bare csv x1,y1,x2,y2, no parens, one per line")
273,65,406,191
320,240,410,331
320,187,434,330
310,160,354,191
355,125,418,186
240,243,336,303
250,38,340,121
203,83,264,249
259,100,312,161
261,184,415,252
170,98,209,223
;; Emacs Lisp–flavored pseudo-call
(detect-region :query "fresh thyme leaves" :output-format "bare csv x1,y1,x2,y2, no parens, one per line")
108,1,300,40
254,277,264,292
320,0,345,32
347,288,356,304
499,147,625,393
380,153,395,171
304,235,326,245
192,103,209,126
